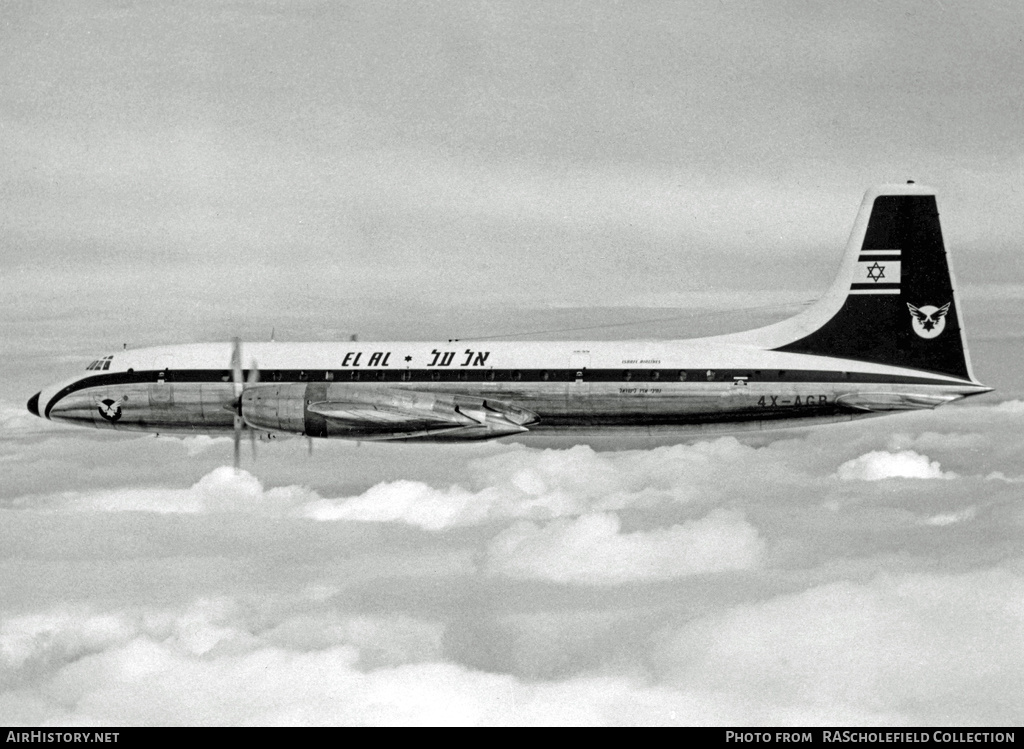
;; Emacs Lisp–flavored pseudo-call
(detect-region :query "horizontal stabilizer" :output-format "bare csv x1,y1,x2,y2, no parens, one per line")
835,392,961,412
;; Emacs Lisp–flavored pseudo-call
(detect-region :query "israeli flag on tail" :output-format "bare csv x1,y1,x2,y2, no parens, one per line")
850,249,901,294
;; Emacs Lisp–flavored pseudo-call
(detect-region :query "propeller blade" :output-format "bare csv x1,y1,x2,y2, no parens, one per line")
233,414,242,471
230,340,261,470
231,337,243,398
230,338,246,470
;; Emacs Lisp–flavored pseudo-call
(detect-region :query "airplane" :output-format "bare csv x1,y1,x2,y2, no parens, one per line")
27,183,991,465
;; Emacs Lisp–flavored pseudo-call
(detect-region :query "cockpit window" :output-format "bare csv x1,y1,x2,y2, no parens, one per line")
86,355,114,371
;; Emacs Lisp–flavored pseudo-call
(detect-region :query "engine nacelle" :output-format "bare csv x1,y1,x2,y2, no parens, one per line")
240,384,307,434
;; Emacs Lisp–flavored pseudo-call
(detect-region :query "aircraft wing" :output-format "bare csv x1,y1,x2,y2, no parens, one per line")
308,390,538,440
242,385,538,441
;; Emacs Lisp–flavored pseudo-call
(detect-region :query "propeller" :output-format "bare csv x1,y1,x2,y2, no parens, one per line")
229,337,261,471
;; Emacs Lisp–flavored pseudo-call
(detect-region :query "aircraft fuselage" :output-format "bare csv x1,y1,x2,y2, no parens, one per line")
34,340,987,441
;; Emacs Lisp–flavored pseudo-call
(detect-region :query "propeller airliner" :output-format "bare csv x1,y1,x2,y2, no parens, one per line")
28,184,991,465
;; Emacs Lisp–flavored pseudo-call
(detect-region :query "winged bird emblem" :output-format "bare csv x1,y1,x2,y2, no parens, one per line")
97,397,124,422
907,302,951,339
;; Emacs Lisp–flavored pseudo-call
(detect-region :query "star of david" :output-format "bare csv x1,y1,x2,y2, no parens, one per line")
404,355,412,362
865,262,886,282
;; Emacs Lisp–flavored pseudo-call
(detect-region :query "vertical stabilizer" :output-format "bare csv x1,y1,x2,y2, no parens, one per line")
721,185,979,382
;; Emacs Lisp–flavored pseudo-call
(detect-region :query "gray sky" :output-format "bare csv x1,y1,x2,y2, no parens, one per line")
2,0,1024,726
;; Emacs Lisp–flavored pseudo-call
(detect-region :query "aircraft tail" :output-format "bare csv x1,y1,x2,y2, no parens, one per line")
722,184,980,382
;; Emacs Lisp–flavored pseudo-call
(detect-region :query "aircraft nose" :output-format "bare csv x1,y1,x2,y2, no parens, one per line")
27,392,41,418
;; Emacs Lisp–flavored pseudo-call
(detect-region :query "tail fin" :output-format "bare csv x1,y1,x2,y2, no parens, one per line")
724,184,979,382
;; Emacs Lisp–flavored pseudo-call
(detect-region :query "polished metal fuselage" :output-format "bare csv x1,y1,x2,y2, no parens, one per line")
38,340,989,440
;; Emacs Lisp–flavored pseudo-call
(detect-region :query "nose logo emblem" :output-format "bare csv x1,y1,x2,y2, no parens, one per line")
98,398,124,422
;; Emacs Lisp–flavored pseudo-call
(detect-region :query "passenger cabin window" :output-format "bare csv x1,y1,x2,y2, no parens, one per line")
623,370,633,381
679,371,688,381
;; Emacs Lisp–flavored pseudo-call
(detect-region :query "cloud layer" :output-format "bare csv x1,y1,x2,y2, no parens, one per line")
2,400,1023,724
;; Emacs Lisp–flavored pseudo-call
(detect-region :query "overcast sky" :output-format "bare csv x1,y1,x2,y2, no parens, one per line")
2,0,1023,726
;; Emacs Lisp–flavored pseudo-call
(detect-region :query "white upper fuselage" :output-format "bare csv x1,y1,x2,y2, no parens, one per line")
67,339,982,382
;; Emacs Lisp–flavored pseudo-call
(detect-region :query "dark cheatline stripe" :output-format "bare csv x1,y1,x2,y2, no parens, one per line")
850,283,901,291
858,254,901,262
43,367,972,416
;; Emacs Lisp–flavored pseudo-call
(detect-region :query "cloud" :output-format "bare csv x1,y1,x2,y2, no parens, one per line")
5,559,1023,725
0,403,40,434
14,467,318,515
921,507,977,526
13,440,765,524
0,597,905,726
984,471,1024,484
992,399,1024,413
835,450,957,481
300,479,489,530
300,439,785,529
658,563,1024,725
6,438,771,525
159,435,233,457
8,437,772,530
483,510,764,585
0,401,80,443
